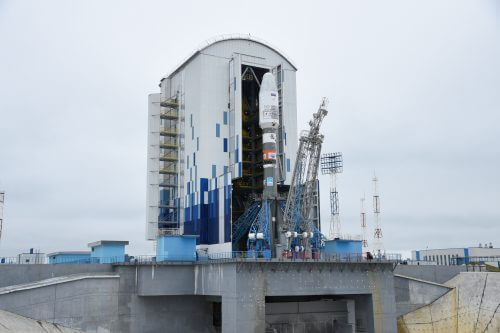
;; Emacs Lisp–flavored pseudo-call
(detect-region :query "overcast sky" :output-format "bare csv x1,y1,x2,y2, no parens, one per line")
0,0,499,257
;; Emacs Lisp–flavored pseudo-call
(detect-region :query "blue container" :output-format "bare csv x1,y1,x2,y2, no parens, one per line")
47,252,91,264
88,240,129,263
323,239,362,260
156,235,197,262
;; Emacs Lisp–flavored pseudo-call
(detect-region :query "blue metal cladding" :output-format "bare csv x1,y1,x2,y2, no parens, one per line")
464,248,469,264
416,250,420,261
224,185,231,242
183,179,226,246
208,188,219,244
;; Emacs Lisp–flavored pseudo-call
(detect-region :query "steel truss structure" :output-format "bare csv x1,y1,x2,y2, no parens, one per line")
320,152,343,239
282,98,329,251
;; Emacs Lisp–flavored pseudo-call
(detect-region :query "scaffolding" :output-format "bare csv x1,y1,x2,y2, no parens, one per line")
158,96,182,231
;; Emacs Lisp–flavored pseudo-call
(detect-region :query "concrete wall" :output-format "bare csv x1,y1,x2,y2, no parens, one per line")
265,299,351,333
398,272,500,333
113,266,217,333
0,309,84,333
0,264,113,288
394,275,451,316
394,264,465,284
0,262,398,333
0,276,120,333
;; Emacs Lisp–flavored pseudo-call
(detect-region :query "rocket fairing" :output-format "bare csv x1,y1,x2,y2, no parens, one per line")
259,73,280,130
259,72,279,194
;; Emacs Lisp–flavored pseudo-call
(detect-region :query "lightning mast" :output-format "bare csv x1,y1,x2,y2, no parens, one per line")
360,195,368,250
372,174,384,256
320,153,343,239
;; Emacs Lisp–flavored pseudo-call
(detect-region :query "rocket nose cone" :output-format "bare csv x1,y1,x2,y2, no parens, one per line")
260,72,277,92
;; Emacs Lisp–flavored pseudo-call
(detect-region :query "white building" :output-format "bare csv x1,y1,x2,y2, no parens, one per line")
412,244,500,265
147,35,298,253
17,251,45,264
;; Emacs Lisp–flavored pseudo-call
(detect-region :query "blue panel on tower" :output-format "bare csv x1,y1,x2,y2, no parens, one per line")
224,185,231,243
200,178,208,192
207,188,219,244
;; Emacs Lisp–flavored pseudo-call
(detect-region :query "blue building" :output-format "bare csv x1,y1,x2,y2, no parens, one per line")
88,240,129,264
156,235,197,262
323,239,362,260
47,251,91,264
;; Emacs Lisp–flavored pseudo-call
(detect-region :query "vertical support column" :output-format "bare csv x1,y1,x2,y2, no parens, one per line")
222,293,265,333
346,299,356,333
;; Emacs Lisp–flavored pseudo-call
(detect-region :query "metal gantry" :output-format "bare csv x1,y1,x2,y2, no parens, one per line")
282,98,329,253
320,152,343,239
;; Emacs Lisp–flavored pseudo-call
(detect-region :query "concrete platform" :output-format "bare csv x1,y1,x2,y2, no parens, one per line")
0,260,397,333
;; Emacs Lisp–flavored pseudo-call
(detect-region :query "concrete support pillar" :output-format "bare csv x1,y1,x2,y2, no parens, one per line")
346,299,356,333
222,294,265,333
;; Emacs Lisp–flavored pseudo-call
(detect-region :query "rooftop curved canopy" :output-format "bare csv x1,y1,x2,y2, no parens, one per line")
162,34,297,80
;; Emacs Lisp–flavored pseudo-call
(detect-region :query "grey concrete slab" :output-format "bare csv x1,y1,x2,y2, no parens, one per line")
0,264,113,288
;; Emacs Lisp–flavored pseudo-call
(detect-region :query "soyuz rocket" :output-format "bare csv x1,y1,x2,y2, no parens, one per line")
259,73,280,199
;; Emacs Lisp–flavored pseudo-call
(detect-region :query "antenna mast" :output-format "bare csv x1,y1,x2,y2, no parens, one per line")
372,174,384,256
320,152,343,239
360,195,368,250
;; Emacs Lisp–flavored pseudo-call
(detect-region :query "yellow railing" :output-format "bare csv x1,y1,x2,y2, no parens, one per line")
160,141,178,148
160,110,179,119
160,154,178,161
160,127,178,136
160,166,177,174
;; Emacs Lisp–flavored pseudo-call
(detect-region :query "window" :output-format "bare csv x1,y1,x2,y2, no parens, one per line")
197,137,199,151
212,165,216,178
223,138,228,152
216,123,220,137
223,111,228,125
190,114,193,127
286,158,291,172
191,127,194,140
193,152,196,166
